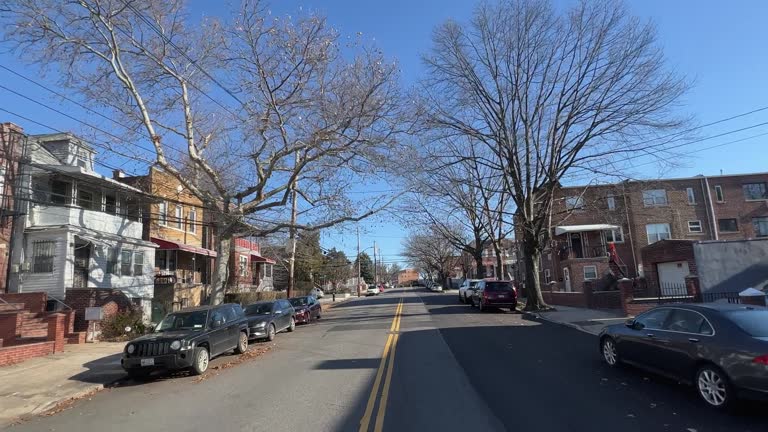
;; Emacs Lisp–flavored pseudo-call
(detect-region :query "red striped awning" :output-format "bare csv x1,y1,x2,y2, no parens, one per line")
151,237,217,257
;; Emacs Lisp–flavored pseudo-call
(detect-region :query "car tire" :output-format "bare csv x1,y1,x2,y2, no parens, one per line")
191,347,209,375
266,323,276,342
459,294,464,304
234,331,248,354
478,301,485,312
126,369,151,381
600,337,620,367
696,364,733,409
287,317,296,332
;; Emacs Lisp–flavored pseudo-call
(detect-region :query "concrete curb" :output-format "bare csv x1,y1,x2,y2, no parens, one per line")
32,383,107,415
521,311,597,336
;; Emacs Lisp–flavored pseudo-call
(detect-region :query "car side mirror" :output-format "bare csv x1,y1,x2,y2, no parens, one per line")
625,318,642,330
213,319,222,328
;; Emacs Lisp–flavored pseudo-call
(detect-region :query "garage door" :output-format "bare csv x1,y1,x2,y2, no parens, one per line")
657,261,690,296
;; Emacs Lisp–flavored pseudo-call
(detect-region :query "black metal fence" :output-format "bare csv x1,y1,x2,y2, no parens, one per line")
701,291,742,304
657,283,692,303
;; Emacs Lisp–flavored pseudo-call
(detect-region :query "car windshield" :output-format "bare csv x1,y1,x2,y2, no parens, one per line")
289,297,308,307
245,303,274,316
155,311,207,332
725,310,768,337
469,281,480,287
485,282,514,292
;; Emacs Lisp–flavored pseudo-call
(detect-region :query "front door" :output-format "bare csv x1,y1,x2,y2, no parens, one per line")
73,243,90,288
570,233,584,258
563,268,571,292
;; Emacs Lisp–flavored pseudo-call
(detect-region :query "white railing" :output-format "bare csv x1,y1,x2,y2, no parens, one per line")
31,205,143,238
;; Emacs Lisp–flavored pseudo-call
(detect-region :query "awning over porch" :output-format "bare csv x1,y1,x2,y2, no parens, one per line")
555,224,619,236
151,237,218,257
250,253,276,264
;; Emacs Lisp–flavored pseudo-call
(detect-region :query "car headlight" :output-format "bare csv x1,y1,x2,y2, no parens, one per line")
127,344,135,354
170,340,182,350
255,321,267,328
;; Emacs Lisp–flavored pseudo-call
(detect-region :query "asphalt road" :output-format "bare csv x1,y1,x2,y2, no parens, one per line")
6,287,768,432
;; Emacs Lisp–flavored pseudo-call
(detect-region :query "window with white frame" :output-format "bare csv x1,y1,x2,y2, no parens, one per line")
718,218,738,232
604,227,624,243
642,189,668,206
239,255,248,276
686,187,696,204
188,209,197,233
158,202,167,226
175,205,183,229
106,247,120,275
753,217,768,237
688,220,703,233
565,196,585,210
583,265,598,280
606,195,616,210
133,252,144,276
714,185,724,202
32,240,55,273
743,183,768,201
544,269,551,284
121,250,132,276
646,223,671,244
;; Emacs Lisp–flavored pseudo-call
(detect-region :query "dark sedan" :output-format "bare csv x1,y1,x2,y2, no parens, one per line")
244,300,295,342
289,296,322,324
599,303,768,409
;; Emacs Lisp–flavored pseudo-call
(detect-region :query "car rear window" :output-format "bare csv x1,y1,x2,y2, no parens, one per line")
485,282,514,292
725,310,768,337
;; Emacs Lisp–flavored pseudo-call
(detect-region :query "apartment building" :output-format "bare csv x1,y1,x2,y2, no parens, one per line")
538,172,768,293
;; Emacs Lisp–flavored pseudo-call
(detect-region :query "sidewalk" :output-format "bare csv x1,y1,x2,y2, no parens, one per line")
0,342,125,428
525,305,628,335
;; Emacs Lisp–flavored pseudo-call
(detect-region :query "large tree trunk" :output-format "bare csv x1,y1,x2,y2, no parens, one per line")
522,236,548,311
473,251,485,279
209,230,232,305
493,241,504,279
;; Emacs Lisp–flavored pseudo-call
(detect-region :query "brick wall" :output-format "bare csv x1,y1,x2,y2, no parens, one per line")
640,240,696,294
541,291,589,308
0,341,55,367
589,291,622,310
0,312,19,345
0,292,48,314
65,288,134,332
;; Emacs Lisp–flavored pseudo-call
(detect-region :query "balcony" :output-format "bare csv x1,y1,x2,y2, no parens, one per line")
559,244,609,263
30,205,142,239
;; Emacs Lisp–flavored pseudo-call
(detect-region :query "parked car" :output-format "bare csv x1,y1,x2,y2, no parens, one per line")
471,280,517,312
289,295,322,323
310,287,325,298
429,282,444,292
379,284,385,293
599,303,768,409
244,300,295,342
458,279,482,303
365,285,380,296
121,304,249,379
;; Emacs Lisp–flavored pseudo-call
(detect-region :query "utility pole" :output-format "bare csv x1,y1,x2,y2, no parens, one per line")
373,241,378,285
357,226,361,297
287,151,299,298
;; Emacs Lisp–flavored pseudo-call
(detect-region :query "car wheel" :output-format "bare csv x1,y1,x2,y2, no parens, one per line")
266,323,276,341
478,301,485,312
696,365,733,409
234,331,248,354
287,317,296,332
459,294,464,304
601,337,619,367
126,369,151,381
191,347,209,375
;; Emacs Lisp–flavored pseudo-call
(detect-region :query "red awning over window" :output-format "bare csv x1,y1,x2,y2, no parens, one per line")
151,237,217,257
250,253,276,264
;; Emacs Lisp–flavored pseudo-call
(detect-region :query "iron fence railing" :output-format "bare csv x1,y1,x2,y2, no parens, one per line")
701,291,742,304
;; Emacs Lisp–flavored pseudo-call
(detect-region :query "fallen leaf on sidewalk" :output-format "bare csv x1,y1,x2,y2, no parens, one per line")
193,344,275,383
41,387,106,417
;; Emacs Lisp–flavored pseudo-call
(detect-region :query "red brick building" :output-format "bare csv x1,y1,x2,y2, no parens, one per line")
0,123,25,293
537,172,768,295
228,237,275,292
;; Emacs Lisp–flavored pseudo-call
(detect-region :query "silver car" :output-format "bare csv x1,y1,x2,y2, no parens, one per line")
458,279,482,303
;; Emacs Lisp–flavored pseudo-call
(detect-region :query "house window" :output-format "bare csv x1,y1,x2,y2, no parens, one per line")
714,185,724,202
50,180,72,205
266,264,273,278
158,202,167,226
106,247,120,275
133,252,144,276
77,188,96,210
642,189,668,206
583,265,598,280
239,255,248,277
105,193,117,214
121,250,133,276
606,195,616,211
604,227,624,243
544,269,551,284
0,166,6,200
565,196,584,210
188,209,197,233
32,240,55,273
686,187,696,204
743,183,768,200
718,218,738,233
753,217,768,237
175,205,183,229
646,223,671,244
688,220,703,233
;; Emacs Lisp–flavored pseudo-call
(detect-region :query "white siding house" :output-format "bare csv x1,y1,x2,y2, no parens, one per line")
8,133,156,310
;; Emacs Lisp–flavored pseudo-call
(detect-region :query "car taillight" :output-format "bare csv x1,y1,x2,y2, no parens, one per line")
753,355,768,365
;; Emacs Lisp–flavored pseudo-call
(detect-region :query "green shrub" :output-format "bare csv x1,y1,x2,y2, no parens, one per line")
100,308,148,341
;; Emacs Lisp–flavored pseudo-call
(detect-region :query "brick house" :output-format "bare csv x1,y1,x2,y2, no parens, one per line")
0,123,25,292
228,237,275,292
397,268,419,286
536,172,768,298
118,167,215,317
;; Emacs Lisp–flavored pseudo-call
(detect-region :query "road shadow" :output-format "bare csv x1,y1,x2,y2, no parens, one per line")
328,294,423,309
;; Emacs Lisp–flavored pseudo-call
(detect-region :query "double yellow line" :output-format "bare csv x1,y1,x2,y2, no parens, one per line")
359,297,403,432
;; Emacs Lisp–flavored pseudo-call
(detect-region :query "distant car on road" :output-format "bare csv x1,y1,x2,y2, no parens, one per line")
458,279,482,303
121,304,249,378
309,287,325,298
599,303,768,409
429,282,443,292
471,280,517,312
289,296,322,323
365,285,380,296
244,300,295,342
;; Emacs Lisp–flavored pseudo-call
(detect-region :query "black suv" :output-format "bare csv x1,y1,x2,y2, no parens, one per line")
121,304,249,379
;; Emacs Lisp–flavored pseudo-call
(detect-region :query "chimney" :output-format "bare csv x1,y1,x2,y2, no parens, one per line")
1,122,24,134
113,169,125,179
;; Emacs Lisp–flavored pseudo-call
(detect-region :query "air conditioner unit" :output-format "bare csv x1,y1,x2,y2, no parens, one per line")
10,264,19,273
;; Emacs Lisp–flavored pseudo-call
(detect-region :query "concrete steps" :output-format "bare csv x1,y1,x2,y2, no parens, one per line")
20,317,48,338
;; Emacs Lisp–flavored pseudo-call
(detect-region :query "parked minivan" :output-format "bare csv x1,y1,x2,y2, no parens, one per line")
470,280,518,312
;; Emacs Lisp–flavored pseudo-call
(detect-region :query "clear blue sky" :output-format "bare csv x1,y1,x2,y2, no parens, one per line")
2,0,768,266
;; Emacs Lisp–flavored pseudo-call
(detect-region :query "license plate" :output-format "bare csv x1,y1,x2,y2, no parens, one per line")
498,294,507,298
140,358,155,367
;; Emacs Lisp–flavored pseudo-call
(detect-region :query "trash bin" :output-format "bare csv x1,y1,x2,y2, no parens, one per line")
739,288,767,307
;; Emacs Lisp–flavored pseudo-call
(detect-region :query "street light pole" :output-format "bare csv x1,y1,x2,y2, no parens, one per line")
357,226,361,297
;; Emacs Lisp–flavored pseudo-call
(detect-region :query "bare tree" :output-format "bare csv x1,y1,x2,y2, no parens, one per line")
423,0,687,309
402,225,458,285
1,0,412,302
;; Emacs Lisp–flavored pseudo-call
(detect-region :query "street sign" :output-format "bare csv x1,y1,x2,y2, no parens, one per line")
85,307,104,321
